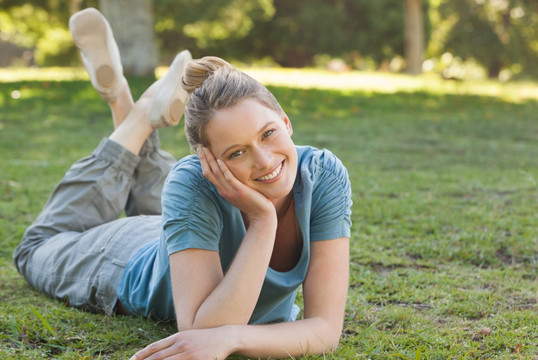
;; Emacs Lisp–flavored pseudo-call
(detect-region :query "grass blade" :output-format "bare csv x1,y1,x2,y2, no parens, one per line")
29,304,57,337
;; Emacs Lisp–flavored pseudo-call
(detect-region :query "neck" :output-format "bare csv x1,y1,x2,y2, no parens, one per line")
273,192,294,219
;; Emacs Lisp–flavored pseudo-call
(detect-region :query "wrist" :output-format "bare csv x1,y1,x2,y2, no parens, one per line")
225,324,245,355
248,212,277,232
245,203,277,223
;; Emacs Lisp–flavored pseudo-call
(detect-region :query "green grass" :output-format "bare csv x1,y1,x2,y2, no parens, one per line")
1,68,537,359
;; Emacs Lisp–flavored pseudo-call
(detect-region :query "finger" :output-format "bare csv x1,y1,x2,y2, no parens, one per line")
198,148,213,180
203,147,223,178
129,334,177,360
216,159,237,184
204,149,239,195
199,147,226,187
200,150,238,200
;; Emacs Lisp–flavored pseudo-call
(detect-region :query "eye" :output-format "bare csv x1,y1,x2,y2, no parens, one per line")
263,129,275,138
229,149,244,159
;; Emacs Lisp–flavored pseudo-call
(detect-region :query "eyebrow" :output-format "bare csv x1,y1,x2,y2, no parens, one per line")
220,121,277,157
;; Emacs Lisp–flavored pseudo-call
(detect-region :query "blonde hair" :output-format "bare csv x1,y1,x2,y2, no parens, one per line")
181,56,284,151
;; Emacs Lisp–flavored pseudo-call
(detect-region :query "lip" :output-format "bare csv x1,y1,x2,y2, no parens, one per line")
255,160,285,183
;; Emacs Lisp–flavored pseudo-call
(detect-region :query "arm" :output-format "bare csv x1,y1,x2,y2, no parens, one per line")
170,215,276,330
131,148,351,359
233,237,349,357
131,237,349,360
172,147,278,331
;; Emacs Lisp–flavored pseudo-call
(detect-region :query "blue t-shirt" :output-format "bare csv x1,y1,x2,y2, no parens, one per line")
117,145,352,323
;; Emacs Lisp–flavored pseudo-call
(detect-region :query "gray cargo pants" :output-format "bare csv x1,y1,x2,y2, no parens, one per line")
13,132,175,315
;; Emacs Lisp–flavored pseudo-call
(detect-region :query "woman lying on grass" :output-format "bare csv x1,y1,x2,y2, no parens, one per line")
13,7,352,360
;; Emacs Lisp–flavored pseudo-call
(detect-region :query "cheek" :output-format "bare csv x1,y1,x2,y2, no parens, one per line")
225,162,250,183
283,138,297,160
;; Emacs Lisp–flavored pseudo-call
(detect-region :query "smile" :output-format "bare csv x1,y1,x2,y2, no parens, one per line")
256,161,284,181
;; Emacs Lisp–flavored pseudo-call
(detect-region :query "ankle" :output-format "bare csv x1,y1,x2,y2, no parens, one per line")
109,118,154,156
109,84,135,128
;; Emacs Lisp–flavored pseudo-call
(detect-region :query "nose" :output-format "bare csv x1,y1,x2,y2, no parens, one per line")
252,146,272,170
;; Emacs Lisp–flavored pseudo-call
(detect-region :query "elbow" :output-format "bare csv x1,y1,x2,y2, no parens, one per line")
324,330,342,353
310,331,341,356
309,317,343,355
323,319,344,354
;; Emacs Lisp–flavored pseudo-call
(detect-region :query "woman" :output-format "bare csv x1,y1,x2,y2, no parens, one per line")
13,8,352,359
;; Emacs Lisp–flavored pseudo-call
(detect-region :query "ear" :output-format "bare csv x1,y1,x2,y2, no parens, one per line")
283,114,293,136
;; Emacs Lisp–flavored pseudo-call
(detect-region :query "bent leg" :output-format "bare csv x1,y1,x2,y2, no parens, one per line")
22,214,161,315
14,138,140,280
125,131,176,216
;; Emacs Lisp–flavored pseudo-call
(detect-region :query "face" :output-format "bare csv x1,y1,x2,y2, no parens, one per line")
205,98,298,205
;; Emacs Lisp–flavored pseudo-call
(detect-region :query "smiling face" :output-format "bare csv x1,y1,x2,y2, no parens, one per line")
205,98,298,206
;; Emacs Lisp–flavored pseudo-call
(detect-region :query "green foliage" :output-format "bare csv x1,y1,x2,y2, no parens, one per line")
435,0,538,78
182,0,274,46
154,0,275,60
185,0,421,68
152,0,428,68
0,70,537,359
3,0,537,78
0,4,80,66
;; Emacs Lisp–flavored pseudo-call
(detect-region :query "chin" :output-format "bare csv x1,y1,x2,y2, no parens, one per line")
269,177,296,201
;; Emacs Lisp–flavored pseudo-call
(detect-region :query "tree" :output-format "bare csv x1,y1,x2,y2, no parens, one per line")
0,2,76,67
404,0,424,74
436,0,538,78
153,0,275,61
0,0,158,75
232,0,410,68
98,0,157,76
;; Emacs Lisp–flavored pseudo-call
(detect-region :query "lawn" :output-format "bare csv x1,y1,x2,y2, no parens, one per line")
0,68,536,359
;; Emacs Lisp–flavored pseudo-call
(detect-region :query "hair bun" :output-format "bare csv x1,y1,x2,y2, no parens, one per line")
182,56,232,94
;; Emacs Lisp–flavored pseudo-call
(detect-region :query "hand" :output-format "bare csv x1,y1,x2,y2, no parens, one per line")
199,147,275,222
130,326,235,360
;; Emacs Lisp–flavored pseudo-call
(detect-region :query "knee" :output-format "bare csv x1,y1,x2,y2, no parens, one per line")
12,230,47,277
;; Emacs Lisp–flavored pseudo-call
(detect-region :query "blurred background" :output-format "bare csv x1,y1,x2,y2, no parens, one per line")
0,0,537,81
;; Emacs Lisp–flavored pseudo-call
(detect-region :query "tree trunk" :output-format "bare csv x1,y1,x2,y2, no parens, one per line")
69,0,83,15
487,61,502,79
404,0,424,75
98,0,158,76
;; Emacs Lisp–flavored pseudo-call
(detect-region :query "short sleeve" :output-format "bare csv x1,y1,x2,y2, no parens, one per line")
161,156,225,255
308,150,352,241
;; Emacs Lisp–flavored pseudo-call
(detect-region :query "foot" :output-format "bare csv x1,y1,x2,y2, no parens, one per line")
69,7,127,103
149,50,192,128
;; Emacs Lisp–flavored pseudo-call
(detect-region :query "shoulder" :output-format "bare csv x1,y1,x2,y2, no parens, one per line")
162,155,224,215
296,145,350,190
166,155,203,185
294,146,352,240
164,155,212,195
161,156,225,254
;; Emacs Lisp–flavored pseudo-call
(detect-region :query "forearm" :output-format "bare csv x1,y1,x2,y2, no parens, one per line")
230,239,350,358
229,317,343,359
191,216,277,329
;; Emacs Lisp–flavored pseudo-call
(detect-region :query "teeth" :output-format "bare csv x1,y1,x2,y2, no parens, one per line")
257,162,283,181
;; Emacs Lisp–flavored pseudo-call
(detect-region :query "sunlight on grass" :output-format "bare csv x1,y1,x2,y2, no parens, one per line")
0,67,88,82
1,67,536,360
240,68,538,103
2,66,537,103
